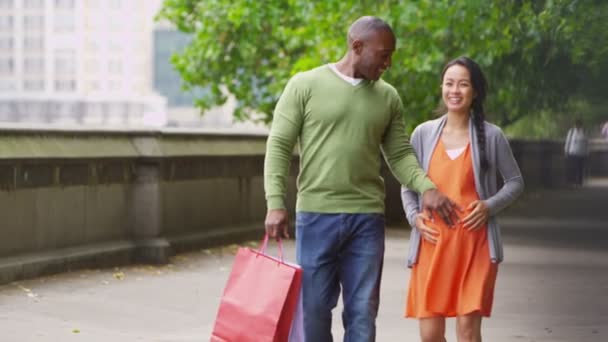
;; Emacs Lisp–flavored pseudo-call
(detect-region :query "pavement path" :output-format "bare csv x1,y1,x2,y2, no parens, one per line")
1,181,607,341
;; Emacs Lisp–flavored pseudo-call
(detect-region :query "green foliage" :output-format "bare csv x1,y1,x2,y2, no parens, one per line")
158,0,608,131
505,100,608,139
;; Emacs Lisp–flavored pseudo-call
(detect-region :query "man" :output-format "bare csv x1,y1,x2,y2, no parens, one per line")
264,16,456,341
564,119,588,186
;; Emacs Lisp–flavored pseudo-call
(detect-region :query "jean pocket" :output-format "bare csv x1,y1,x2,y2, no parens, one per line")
295,212,321,227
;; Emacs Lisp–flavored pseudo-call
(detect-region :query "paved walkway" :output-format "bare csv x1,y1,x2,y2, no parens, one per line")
1,182,607,341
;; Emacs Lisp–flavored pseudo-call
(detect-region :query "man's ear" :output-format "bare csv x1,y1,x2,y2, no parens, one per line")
352,40,364,55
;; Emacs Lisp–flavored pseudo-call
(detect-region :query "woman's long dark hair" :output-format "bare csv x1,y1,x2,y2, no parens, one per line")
439,56,489,172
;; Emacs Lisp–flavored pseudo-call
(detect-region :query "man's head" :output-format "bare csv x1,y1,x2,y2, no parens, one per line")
347,16,396,81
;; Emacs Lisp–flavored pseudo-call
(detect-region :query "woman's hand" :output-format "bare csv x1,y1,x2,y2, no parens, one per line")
462,200,489,231
415,212,439,244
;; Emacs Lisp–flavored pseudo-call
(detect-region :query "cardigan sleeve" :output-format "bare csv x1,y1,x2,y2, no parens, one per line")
400,125,424,228
484,129,525,216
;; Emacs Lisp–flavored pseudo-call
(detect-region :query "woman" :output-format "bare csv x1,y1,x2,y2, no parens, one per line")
401,57,524,342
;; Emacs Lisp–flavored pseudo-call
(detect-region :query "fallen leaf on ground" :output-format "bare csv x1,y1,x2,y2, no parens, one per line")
16,284,38,298
223,244,240,255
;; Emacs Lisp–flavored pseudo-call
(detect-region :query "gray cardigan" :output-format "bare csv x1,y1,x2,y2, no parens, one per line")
401,115,524,267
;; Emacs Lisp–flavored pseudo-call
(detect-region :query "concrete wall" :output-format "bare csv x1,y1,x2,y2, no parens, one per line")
588,140,608,177
0,127,296,284
0,128,605,284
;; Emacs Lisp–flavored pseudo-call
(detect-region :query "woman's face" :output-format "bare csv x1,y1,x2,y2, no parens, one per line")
442,64,475,115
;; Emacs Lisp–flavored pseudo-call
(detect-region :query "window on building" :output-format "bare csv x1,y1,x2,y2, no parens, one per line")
87,102,103,116
0,37,13,50
0,102,11,116
54,79,75,91
54,14,74,32
54,49,75,74
0,0,14,9
23,16,44,31
108,80,122,91
23,79,44,91
109,18,125,32
55,102,76,116
85,0,99,9
23,0,43,9
133,38,146,51
0,16,13,31
132,79,145,92
54,59,75,73
108,60,122,74
86,80,100,91
24,58,44,73
108,0,121,10
85,59,98,73
54,0,75,9
27,102,45,117
23,36,44,51
0,58,13,74
84,14,103,29
85,39,98,52
0,80,14,91
108,40,123,53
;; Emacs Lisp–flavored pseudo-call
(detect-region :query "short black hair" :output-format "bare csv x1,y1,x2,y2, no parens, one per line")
347,16,394,45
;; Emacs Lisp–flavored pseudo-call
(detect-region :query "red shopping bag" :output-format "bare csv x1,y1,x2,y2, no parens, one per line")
210,234,302,342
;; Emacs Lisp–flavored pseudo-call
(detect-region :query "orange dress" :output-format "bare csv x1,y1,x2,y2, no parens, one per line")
406,140,498,318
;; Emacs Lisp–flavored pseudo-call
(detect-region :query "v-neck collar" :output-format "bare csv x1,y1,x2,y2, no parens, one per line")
324,64,372,90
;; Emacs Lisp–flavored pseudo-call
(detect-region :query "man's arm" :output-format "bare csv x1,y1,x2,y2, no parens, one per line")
381,112,435,195
382,96,459,225
381,95,434,191
263,75,305,238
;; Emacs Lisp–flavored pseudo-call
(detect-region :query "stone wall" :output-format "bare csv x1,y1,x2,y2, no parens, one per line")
0,127,605,284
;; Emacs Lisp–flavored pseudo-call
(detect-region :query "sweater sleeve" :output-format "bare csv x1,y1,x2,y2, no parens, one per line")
381,95,435,195
484,130,525,216
263,75,305,210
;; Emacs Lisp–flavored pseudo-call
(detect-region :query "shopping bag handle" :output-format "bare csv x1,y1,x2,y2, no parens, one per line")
258,233,284,263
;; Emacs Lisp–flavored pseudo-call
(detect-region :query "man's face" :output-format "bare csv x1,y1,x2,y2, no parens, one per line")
354,29,395,81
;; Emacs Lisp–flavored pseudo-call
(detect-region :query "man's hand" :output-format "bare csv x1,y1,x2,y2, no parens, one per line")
462,200,489,231
264,209,290,239
421,189,461,226
415,212,439,244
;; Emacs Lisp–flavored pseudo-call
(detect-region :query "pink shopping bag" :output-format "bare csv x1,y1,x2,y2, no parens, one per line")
211,234,302,342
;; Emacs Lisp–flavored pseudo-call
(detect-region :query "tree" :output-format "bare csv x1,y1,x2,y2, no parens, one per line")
157,0,608,131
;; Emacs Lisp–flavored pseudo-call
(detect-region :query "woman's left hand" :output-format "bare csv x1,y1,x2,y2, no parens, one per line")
462,200,489,231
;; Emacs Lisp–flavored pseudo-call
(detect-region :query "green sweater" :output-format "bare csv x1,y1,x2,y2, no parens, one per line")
264,65,435,213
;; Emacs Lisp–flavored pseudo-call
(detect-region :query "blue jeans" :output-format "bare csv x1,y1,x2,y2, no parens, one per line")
295,212,385,342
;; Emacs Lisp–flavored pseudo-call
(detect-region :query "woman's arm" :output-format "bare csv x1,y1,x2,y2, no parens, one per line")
401,186,420,228
400,126,423,228
484,130,525,216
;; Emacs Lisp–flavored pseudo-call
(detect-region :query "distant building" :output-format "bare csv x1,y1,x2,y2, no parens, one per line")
153,23,266,132
153,27,202,108
0,0,167,126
